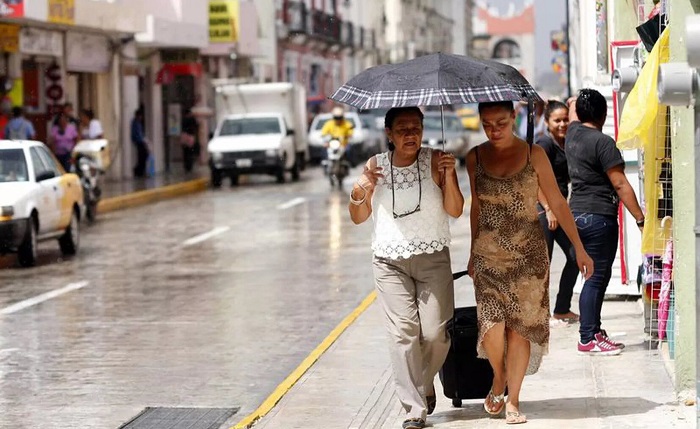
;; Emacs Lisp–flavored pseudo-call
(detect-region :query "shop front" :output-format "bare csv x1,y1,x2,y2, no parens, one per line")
18,26,64,143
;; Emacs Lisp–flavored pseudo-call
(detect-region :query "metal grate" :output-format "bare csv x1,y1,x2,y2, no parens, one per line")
119,407,239,429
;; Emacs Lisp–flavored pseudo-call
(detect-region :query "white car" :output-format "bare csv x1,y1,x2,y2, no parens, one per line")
0,141,83,267
308,112,383,165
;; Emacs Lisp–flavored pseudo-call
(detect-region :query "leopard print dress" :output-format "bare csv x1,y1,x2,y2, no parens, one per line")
472,146,550,375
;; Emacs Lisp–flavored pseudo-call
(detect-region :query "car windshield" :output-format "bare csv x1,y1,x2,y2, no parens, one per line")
220,118,281,136
424,116,463,131
0,149,29,183
313,117,357,130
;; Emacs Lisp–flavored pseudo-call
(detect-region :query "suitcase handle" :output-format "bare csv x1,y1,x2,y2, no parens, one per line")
452,270,469,280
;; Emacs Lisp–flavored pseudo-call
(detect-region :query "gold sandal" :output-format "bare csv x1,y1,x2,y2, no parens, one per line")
506,410,527,424
484,388,506,415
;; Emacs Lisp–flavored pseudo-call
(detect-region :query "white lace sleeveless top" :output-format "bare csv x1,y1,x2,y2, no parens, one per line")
371,147,450,260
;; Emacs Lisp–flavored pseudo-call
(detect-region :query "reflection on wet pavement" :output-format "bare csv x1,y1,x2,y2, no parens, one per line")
0,166,472,428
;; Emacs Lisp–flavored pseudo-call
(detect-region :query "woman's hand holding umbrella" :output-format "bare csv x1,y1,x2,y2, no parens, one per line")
437,151,457,187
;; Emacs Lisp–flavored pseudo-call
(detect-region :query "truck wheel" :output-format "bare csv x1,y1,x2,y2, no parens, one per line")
18,216,38,267
211,167,223,188
59,209,80,256
276,167,286,184
291,157,301,182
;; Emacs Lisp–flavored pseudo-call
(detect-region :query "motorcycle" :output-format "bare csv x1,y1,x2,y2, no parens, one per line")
322,137,350,188
71,139,109,223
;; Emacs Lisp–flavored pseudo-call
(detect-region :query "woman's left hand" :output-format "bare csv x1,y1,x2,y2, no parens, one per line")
438,152,457,176
545,209,558,230
575,248,594,280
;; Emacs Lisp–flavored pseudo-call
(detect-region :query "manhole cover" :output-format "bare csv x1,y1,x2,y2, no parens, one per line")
119,407,239,429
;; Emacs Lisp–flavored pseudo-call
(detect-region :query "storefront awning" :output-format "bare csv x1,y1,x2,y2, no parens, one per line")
156,63,203,85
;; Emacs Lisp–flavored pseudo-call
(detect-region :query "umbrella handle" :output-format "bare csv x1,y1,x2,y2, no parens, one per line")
526,97,534,146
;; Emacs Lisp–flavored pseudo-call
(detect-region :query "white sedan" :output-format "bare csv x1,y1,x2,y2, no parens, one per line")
0,141,83,267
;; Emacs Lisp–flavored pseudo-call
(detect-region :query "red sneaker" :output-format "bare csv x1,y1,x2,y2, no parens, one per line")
599,329,625,349
577,334,623,356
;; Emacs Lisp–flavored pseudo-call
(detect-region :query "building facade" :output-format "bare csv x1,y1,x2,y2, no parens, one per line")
382,0,458,64
471,0,535,82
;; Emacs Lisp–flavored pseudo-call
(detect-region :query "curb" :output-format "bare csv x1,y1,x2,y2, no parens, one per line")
97,178,209,214
231,291,378,429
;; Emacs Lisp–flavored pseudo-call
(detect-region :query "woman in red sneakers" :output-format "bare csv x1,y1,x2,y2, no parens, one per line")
564,89,645,356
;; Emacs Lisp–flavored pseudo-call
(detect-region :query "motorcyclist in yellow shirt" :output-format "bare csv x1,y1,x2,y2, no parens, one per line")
321,106,354,146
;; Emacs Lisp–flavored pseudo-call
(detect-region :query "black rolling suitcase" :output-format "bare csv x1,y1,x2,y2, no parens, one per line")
439,271,497,407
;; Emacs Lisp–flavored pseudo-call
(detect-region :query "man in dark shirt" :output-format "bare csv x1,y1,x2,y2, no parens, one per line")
131,109,149,177
565,89,645,356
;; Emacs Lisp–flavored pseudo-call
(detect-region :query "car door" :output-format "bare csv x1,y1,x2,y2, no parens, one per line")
36,146,72,231
29,147,59,234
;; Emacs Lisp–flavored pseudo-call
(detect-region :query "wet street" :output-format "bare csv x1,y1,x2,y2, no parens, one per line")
0,166,472,428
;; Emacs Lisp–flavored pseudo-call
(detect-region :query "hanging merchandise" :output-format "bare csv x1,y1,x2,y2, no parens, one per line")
617,27,669,150
657,219,673,341
617,27,671,255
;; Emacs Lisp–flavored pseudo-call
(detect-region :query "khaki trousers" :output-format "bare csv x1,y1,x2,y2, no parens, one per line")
372,248,454,420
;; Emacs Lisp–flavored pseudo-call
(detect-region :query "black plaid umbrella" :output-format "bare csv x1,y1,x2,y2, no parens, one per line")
330,53,542,144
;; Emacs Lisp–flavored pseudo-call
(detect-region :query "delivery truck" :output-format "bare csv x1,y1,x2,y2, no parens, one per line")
208,81,309,187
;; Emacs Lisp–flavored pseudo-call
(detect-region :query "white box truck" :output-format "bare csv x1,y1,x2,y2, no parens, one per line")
208,81,309,187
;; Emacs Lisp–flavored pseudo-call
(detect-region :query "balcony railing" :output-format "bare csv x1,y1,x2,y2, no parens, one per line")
285,1,310,35
311,9,341,43
341,21,354,48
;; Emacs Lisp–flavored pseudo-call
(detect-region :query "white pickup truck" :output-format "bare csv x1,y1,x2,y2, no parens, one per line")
208,82,309,187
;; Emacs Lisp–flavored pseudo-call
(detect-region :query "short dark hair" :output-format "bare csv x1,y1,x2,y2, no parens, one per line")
11,106,22,118
544,100,568,121
575,89,607,124
384,107,424,129
81,108,94,120
478,101,515,115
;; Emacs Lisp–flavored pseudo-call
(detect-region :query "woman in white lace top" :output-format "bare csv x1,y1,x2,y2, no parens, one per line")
349,107,464,429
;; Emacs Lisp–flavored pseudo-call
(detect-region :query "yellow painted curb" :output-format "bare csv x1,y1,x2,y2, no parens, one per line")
97,178,209,214
231,290,378,429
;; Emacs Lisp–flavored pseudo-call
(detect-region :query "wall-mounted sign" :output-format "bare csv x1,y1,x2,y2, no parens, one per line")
0,24,19,53
66,32,110,73
0,1,24,18
209,0,238,43
20,27,64,57
48,0,75,25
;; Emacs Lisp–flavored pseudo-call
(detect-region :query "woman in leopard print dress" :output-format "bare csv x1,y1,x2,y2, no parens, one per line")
466,101,593,424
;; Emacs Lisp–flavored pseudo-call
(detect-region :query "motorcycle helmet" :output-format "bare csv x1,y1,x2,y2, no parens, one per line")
332,106,344,120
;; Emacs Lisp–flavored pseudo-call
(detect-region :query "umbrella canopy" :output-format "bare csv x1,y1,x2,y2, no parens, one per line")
330,53,541,110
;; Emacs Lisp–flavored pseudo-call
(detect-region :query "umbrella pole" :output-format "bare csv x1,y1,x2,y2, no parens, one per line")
440,105,446,186
440,105,446,152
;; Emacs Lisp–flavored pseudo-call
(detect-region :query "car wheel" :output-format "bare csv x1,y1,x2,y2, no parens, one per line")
17,216,37,267
59,209,79,256
211,167,223,189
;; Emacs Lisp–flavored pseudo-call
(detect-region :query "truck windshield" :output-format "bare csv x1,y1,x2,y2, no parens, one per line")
220,118,281,136
0,149,29,183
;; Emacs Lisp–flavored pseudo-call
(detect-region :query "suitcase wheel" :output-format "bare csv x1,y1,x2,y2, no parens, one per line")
452,398,462,408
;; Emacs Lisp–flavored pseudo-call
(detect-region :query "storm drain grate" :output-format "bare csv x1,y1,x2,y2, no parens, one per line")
119,407,239,429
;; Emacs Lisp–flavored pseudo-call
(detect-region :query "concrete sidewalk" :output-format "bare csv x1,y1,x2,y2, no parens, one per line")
254,257,695,429
98,165,209,214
